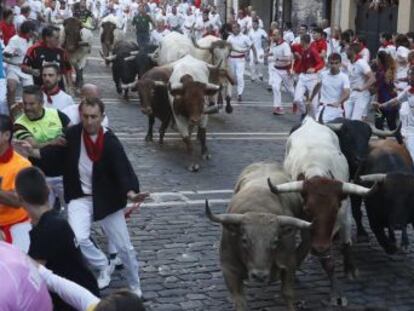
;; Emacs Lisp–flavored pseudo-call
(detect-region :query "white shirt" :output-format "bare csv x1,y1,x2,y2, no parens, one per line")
398,87,414,136
14,14,26,31
43,90,75,111
248,28,267,51
271,41,292,67
359,47,370,63
237,16,249,33
227,33,252,58
319,71,350,106
396,64,409,93
209,13,221,29
283,30,295,45
347,59,372,91
150,28,170,46
378,44,397,59
4,35,32,77
167,13,184,29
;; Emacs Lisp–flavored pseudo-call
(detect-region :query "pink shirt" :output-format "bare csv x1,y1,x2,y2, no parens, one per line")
0,242,53,311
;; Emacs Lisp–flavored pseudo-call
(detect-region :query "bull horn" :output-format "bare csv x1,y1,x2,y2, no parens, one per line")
205,200,244,224
170,82,183,91
267,178,304,194
124,55,135,61
130,50,139,56
205,83,220,91
192,37,211,51
120,81,137,90
359,174,386,183
342,182,377,196
325,123,343,132
153,81,167,87
231,46,249,54
277,215,312,229
370,122,401,138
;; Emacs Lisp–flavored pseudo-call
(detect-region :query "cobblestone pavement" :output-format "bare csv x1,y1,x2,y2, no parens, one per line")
82,35,414,311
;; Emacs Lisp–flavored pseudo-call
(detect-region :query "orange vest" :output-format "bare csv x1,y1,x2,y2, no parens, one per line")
0,151,31,226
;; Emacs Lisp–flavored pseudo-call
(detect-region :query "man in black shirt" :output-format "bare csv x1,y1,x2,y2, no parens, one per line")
15,166,99,311
22,25,73,90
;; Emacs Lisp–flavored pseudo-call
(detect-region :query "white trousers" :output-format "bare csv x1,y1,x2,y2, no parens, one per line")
68,197,140,288
344,91,370,121
271,69,294,108
0,221,31,253
316,105,344,123
228,58,246,96
249,49,264,80
294,73,319,117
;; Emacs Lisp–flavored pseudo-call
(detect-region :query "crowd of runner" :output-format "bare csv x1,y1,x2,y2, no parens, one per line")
0,0,414,310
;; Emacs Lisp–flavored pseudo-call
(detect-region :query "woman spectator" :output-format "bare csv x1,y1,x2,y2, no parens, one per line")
0,8,17,45
374,50,403,143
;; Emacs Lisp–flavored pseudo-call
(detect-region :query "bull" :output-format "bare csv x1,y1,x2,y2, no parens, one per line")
103,41,157,99
206,162,311,311
167,55,222,172
268,117,375,306
156,33,242,113
324,118,401,239
353,140,414,254
136,66,173,144
100,15,123,66
60,17,93,87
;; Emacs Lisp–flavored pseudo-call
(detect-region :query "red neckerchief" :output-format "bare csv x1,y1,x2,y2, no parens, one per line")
42,85,60,104
0,146,13,163
353,54,362,63
18,32,30,40
83,128,104,162
382,41,393,48
276,39,285,46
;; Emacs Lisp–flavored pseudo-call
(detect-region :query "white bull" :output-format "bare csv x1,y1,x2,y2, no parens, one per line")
167,55,221,172
267,117,375,307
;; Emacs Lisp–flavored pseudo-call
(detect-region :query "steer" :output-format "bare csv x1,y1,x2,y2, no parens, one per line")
268,117,374,306
102,40,139,99
61,17,93,87
136,66,173,144
100,15,123,66
168,55,221,172
206,162,311,311
353,140,414,254
324,118,401,239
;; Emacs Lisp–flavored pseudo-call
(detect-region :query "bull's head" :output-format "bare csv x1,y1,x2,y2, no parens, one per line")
137,79,167,115
267,177,375,255
359,173,414,229
100,21,117,57
63,17,88,53
169,75,220,125
326,120,401,179
205,200,311,283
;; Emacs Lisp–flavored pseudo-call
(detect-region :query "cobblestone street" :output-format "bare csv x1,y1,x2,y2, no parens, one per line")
84,35,414,311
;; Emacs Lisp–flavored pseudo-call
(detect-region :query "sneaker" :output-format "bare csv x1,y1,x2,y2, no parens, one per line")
109,253,124,270
131,286,143,298
273,107,285,115
238,95,242,102
97,263,114,289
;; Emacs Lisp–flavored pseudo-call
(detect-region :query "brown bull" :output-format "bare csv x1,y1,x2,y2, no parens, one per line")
206,162,311,311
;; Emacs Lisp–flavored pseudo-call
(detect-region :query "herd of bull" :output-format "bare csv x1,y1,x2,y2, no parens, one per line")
205,117,409,310
96,21,412,310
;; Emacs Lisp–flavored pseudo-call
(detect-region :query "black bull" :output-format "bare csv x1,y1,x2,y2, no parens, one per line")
103,41,157,98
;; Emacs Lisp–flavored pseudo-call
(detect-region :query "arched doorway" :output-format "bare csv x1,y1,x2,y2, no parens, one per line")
355,1,399,54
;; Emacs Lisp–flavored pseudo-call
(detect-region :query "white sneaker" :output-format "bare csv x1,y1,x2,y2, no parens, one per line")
97,263,114,289
131,286,143,298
